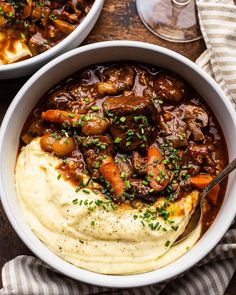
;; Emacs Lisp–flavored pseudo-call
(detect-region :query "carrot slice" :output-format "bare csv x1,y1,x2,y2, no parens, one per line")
41,110,81,126
190,174,220,206
207,184,220,206
190,174,213,189
99,155,126,200
147,144,169,191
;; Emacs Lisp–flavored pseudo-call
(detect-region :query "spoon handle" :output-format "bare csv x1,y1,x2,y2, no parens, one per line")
202,158,236,196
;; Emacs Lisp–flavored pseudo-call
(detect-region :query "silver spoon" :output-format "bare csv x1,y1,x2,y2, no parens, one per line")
173,157,236,245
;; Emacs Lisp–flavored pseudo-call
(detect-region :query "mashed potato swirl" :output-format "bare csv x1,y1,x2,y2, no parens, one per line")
15,138,201,274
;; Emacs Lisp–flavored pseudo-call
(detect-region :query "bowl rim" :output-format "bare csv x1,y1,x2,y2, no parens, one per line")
0,0,103,71
1,40,236,288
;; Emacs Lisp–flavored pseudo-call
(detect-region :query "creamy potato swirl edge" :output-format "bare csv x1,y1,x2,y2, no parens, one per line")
15,138,201,275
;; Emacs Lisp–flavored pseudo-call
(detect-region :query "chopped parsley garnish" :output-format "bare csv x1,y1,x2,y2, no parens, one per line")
114,137,122,144
92,105,99,111
124,180,131,189
68,113,74,118
121,172,126,179
72,198,78,205
171,225,179,231
165,240,171,247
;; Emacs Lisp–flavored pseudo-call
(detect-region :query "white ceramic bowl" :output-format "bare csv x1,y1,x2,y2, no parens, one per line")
0,0,104,79
1,41,236,288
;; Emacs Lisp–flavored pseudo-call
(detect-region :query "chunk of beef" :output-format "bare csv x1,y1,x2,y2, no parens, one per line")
132,151,147,175
187,120,205,142
97,65,135,96
129,179,156,203
185,163,201,176
28,33,52,56
103,96,157,121
47,88,96,114
203,165,215,175
78,135,113,178
103,96,157,151
158,106,190,148
110,122,152,152
53,0,85,24
69,97,96,114
165,118,189,148
42,25,60,40
155,73,185,102
184,105,209,141
188,143,208,164
110,125,137,151
114,155,133,179
68,83,100,100
46,89,75,110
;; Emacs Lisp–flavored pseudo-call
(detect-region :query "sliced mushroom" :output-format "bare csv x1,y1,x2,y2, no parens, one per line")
82,117,110,136
53,19,75,34
40,134,76,157
21,0,32,19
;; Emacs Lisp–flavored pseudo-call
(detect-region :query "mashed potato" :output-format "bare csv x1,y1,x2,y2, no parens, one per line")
0,32,31,64
15,138,201,274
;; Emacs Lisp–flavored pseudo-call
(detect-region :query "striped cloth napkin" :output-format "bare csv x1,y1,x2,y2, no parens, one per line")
1,0,236,294
196,0,236,109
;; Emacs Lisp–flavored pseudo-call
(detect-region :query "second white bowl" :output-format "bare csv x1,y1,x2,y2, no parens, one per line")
0,0,104,79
